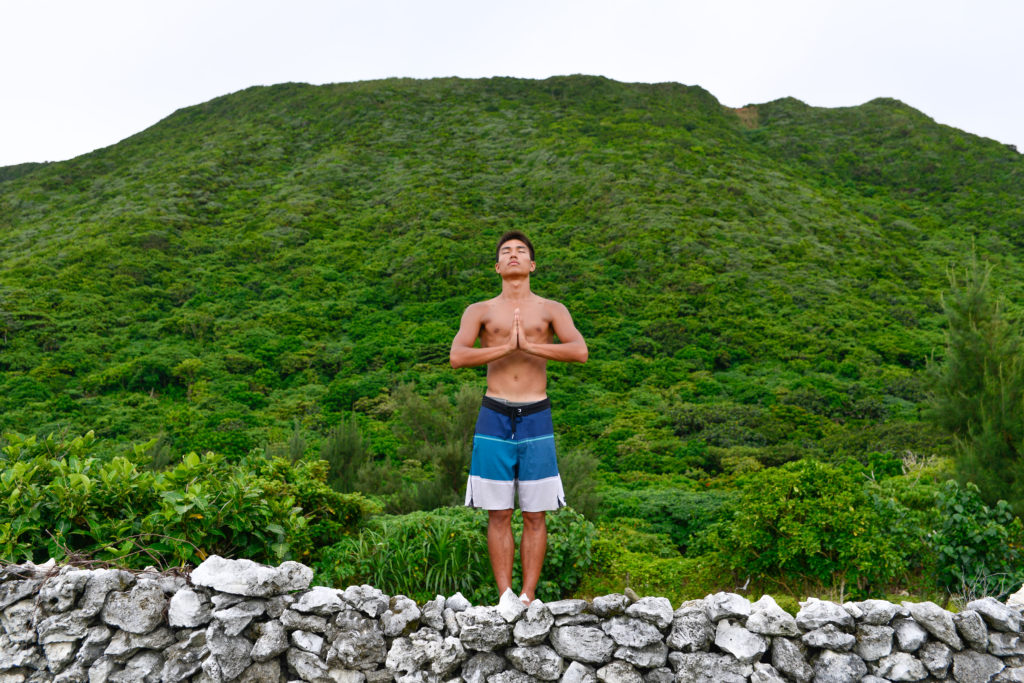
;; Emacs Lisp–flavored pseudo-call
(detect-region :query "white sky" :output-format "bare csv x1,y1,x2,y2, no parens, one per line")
1,0,1022,167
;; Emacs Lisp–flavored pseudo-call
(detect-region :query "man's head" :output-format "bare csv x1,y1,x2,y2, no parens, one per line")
496,231,535,262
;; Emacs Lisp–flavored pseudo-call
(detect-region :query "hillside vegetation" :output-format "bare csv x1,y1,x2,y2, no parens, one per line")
2,76,1024,603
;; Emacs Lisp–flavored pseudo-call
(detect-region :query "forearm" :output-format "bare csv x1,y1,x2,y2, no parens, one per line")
450,343,514,368
522,340,588,363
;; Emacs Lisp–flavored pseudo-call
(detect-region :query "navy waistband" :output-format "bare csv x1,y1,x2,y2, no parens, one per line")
482,396,551,418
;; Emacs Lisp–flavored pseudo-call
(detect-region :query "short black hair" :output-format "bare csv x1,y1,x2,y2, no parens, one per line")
496,231,535,261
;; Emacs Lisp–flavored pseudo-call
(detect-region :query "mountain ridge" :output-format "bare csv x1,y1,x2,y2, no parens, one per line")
0,75,1020,472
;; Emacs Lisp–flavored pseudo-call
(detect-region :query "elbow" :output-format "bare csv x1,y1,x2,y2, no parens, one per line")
578,345,589,363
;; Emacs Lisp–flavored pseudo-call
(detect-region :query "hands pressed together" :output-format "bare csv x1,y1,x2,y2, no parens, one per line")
508,308,533,354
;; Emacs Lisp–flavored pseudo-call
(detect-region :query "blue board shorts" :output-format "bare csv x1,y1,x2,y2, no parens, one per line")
464,396,566,512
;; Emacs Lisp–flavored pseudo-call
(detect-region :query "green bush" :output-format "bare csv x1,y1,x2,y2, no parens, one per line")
706,458,913,597
580,526,724,604
313,506,596,604
930,481,1024,599
0,431,378,567
597,487,735,552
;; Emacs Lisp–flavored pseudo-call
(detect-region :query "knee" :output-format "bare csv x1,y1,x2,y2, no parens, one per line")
522,511,547,532
488,509,513,527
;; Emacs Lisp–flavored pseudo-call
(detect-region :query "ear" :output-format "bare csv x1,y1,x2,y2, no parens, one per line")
530,261,536,272
495,262,501,274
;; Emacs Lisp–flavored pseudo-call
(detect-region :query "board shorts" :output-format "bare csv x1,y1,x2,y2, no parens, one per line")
464,396,566,512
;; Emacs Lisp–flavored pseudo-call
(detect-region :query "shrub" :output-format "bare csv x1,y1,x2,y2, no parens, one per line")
580,526,724,604
597,487,735,552
930,480,1024,600
0,431,378,567
705,458,912,597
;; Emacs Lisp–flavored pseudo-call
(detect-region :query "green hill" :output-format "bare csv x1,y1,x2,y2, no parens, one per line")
1,75,1022,472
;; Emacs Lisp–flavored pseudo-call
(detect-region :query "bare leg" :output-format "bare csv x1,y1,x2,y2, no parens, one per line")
487,509,514,598
520,511,547,602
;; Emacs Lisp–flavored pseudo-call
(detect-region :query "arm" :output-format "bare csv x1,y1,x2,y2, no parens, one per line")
519,303,588,363
450,304,516,368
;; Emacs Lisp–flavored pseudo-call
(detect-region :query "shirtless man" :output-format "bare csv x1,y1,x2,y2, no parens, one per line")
450,231,588,604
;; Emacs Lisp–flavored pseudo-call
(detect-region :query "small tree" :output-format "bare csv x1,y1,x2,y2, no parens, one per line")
320,414,370,493
388,383,478,511
928,259,1024,513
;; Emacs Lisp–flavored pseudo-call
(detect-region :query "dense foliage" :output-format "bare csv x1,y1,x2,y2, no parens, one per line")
0,431,378,567
931,480,1024,600
2,76,1023,602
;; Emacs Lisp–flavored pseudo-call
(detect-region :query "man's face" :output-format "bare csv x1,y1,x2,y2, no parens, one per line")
496,239,535,276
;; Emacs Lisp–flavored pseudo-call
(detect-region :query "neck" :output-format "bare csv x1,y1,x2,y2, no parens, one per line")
500,275,532,301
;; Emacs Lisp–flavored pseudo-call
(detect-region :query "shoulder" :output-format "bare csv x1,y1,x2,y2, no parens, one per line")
461,299,495,318
536,297,571,315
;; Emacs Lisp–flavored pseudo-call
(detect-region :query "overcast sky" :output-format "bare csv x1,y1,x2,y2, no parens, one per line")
1,0,1022,168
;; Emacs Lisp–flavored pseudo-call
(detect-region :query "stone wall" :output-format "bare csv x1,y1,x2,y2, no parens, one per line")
3,556,1024,683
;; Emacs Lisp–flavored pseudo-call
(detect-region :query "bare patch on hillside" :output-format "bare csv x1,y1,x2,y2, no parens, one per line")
732,106,759,129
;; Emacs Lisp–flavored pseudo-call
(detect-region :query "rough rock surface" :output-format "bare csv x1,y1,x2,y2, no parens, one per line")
7,560,1024,683
624,597,673,631
549,626,616,665
713,619,768,664
190,554,313,597
903,600,964,649
745,595,799,637
456,606,512,652
667,602,713,653
514,601,555,646
704,593,751,623
796,597,854,631
100,584,167,634
601,616,662,649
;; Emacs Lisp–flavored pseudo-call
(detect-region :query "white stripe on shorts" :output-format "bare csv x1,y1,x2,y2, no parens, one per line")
464,474,565,512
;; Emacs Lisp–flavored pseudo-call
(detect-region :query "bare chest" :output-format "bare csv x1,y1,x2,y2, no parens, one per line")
481,304,552,341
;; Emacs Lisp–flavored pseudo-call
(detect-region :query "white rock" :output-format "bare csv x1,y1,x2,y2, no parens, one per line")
549,625,615,665
601,616,662,649
624,597,673,631
795,597,853,631
383,596,422,637
561,660,597,683
294,586,346,615
292,629,326,656
100,584,167,635
444,592,471,613
969,596,1022,632
507,645,564,680
168,588,213,628
456,606,513,652
874,652,927,681
591,594,630,617
902,601,963,650
596,660,642,683
190,555,312,596
892,617,928,652
746,595,799,636
667,602,713,653
812,650,867,682
497,588,527,623
714,619,768,665
704,593,751,623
